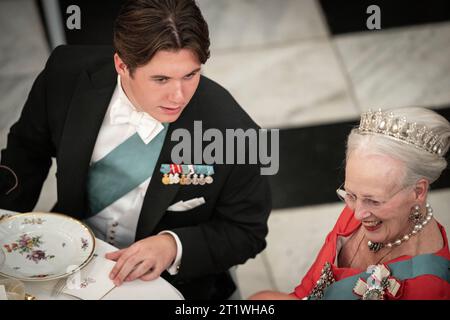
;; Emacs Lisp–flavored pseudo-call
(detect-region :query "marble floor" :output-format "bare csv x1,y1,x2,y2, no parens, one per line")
0,0,48,130
335,21,450,110
0,0,449,300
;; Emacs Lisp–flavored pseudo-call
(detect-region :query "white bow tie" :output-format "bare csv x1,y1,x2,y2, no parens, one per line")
110,102,162,144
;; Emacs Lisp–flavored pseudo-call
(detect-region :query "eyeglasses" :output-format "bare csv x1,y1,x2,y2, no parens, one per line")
336,183,411,211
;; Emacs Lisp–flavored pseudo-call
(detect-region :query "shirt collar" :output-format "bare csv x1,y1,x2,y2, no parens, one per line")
109,75,164,144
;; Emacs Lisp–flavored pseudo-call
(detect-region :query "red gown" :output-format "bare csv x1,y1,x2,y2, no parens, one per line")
293,206,450,300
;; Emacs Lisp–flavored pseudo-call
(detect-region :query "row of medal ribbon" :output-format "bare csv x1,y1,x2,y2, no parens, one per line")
160,164,214,185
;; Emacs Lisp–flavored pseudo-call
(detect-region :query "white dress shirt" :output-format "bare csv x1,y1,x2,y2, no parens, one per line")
84,76,182,275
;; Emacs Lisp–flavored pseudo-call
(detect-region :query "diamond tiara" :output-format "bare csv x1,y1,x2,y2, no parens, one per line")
358,109,444,157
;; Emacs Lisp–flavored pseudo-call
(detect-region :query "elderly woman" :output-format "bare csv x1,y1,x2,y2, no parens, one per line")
250,107,450,300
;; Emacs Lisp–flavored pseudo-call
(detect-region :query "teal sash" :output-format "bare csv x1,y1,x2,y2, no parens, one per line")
87,124,168,216
317,254,449,300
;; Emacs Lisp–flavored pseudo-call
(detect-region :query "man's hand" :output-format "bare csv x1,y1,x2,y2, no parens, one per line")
105,234,177,286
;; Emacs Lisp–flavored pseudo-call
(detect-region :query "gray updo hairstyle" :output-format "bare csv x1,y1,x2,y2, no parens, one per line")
346,107,450,186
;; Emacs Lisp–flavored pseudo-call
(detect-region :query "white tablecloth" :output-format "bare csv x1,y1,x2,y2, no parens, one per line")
0,209,184,300
24,269,184,300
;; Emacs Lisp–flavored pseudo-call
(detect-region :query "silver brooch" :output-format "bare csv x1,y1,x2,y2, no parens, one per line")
353,264,401,300
307,262,335,300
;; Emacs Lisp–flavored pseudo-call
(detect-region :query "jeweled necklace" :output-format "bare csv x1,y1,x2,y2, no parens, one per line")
367,203,433,253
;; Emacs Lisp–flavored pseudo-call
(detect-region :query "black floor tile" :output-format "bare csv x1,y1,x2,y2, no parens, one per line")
319,0,450,35
37,0,125,46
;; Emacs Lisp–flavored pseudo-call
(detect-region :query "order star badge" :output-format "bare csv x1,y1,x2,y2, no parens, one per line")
353,264,401,300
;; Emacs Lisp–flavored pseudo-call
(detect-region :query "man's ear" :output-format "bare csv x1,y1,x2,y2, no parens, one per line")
413,178,429,203
114,53,128,77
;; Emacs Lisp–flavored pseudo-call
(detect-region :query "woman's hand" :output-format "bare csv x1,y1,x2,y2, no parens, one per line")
105,234,177,286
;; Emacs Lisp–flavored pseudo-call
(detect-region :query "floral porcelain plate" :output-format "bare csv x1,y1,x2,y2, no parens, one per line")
0,212,95,281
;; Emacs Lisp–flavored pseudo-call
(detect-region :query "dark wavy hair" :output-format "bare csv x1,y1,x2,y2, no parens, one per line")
113,0,210,75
